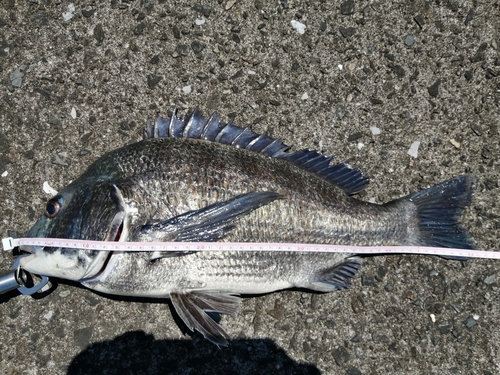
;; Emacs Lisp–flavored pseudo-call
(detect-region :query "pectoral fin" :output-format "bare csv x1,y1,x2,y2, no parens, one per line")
170,291,242,346
141,191,282,260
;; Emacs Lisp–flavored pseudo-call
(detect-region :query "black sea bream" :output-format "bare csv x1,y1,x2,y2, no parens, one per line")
19,110,476,345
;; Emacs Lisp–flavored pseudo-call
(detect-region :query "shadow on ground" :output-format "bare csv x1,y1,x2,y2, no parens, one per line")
67,331,320,375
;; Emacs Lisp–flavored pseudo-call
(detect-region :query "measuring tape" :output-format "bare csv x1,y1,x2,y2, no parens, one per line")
2,237,499,260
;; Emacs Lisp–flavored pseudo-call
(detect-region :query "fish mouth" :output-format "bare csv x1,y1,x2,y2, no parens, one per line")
18,212,128,280
19,244,37,254
17,245,40,270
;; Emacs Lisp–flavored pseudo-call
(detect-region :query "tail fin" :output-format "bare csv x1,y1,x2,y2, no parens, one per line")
400,175,477,259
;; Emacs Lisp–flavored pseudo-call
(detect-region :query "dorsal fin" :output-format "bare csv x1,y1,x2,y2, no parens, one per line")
144,109,369,195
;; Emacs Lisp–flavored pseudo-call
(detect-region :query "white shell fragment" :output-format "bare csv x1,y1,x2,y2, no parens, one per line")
70,107,77,119
370,126,381,135
62,4,76,21
449,138,461,149
407,141,420,158
1,171,7,177
301,92,309,100
195,19,205,25
43,181,58,196
225,0,237,10
357,143,364,150
291,20,306,35
182,85,192,94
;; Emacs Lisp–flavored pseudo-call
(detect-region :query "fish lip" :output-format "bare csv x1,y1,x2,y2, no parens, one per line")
18,244,38,254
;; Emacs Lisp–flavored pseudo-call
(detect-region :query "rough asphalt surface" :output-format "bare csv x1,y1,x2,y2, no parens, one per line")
0,1,499,374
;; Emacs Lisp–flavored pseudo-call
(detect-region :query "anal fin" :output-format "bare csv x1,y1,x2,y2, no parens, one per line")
307,257,363,292
170,291,242,347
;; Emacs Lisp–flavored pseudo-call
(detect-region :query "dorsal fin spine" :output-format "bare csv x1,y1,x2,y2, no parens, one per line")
231,126,251,147
202,112,219,140
259,138,280,155
183,110,196,138
169,109,177,137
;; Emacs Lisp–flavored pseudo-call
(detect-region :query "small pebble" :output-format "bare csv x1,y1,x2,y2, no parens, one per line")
11,64,28,87
147,74,162,89
388,342,399,352
439,324,452,334
339,26,356,38
470,125,483,136
428,79,441,98
354,347,364,359
362,275,377,286
182,85,192,94
191,41,204,54
465,316,477,328
1,171,7,177
301,92,309,100
70,107,77,119
405,35,414,46
357,143,364,150
484,274,496,285
52,152,70,166
62,4,76,21
59,290,71,298
195,19,205,25
346,366,363,375
345,61,356,71
43,311,54,320
430,314,436,323
332,346,350,366
369,126,380,135
340,0,355,15
335,105,347,119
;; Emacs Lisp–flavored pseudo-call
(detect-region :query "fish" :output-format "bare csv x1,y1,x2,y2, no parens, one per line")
18,109,477,346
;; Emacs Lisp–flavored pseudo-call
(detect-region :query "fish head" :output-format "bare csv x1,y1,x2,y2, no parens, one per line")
19,181,130,281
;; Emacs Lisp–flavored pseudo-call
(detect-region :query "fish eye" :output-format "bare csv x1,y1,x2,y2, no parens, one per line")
45,199,61,218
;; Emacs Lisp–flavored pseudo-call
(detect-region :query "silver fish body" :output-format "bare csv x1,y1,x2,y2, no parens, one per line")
19,110,476,345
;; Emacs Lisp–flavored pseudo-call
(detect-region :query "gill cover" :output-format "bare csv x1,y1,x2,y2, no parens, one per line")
20,182,129,281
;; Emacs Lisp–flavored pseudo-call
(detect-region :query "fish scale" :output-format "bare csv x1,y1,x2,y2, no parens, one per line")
18,109,476,346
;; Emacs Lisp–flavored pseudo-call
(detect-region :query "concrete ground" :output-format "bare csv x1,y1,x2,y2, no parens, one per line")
0,1,499,374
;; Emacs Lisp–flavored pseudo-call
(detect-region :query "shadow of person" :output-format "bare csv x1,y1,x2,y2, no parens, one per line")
67,331,320,375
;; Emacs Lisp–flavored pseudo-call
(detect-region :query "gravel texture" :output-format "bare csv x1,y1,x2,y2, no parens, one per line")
0,1,499,374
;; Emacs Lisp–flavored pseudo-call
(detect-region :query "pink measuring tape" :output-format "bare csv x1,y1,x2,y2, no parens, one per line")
2,237,499,260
